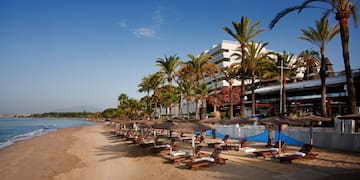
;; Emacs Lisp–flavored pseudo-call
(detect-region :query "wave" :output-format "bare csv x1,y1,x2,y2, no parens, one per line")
0,127,56,149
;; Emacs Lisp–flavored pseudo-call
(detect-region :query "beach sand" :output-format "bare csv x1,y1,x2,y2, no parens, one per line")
1,123,359,180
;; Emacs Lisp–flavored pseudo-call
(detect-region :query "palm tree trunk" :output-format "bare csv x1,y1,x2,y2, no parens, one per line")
337,15,357,114
251,75,256,116
178,97,182,118
195,98,200,120
169,106,172,120
229,84,233,119
240,47,246,117
186,99,190,119
240,77,245,117
320,52,328,117
201,97,207,119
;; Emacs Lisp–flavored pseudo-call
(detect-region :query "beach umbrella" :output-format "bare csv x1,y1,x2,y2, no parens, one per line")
172,120,212,133
296,114,331,123
151,120,180,130
200,117,222,124
295,115,331,145
258,116,293,154
171,120,213,158
151,120,182,139
132,119,157,128
219,117,254,125
200,117,221,139
201,117,253,138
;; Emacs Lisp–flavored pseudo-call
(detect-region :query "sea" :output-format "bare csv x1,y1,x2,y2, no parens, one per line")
0,117,98,149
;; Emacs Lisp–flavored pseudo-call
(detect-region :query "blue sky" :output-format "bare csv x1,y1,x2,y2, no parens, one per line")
0,0,359,114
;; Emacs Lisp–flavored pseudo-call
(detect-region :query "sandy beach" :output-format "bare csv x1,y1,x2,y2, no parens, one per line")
1,123,360,180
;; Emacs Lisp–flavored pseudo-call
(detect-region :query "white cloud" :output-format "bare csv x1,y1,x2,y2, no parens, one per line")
120,22,127,28
132,28,155,38
121,7,164,38
116,20,128,28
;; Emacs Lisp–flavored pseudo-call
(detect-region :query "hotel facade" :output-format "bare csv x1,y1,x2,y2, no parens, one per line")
164,40,359,120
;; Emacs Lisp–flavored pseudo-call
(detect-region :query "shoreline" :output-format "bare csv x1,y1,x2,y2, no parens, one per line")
0,126,86,180
1,123,359,180
0,118,98,150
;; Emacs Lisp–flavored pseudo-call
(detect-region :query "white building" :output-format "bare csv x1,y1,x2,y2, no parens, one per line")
205,40,303,90
165,40,302,118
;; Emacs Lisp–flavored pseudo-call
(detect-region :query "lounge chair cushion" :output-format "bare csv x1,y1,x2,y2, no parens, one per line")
170,150,186,156
295,152,306,156
170,150,193,157
240,147,256,153
194,157,215,162
155,144,170,148
142,140,155,144
270,148,279,151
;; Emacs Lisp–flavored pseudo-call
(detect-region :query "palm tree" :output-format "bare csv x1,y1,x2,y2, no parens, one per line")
180,80,195,119
149,72,164,119
178,52,220,119
118,93,129,107
269,0,358,114
223,16,265,117
156,55,181,88
156,55,181,118
245,41,273,116
176,67,196,119
195,83,214,119
221,63,241,118
298,49,320,80
138,75,152,119
298,17,340,117
158,86,179,120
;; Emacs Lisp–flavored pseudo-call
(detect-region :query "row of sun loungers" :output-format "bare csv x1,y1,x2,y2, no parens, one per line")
112,124,318,171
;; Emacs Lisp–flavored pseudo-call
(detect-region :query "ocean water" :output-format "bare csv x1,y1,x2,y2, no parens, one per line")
0,118,97,149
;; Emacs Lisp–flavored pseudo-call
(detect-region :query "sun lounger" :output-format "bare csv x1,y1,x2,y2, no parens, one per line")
171,146,207,164
278,144,318,163
207,135,230,148
137,137,158,147
185,147,228,170
237,139,256,152
253,141,286,158
150,144,175,153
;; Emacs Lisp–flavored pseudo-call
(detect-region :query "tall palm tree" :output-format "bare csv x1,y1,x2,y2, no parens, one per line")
178,52,220,119
298,17,340,117
118,93,129,107
156,55,181,119
221,63,241,118
158,86,179,120
223,16,265,117
176,67,196,119
149,72,164,119
245,41,273,116
156,55,181,88
180,80,195,119
298,49,320,80
138,75,152,119
269,0,358,114
195,83,214,119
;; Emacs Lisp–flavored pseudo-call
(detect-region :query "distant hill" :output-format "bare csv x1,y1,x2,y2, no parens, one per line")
53,106,101,113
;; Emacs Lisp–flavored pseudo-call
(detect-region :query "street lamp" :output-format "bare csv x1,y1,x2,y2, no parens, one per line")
278,59,291,116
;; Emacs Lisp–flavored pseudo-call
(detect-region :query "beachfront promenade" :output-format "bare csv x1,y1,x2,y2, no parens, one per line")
0,123,359,180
